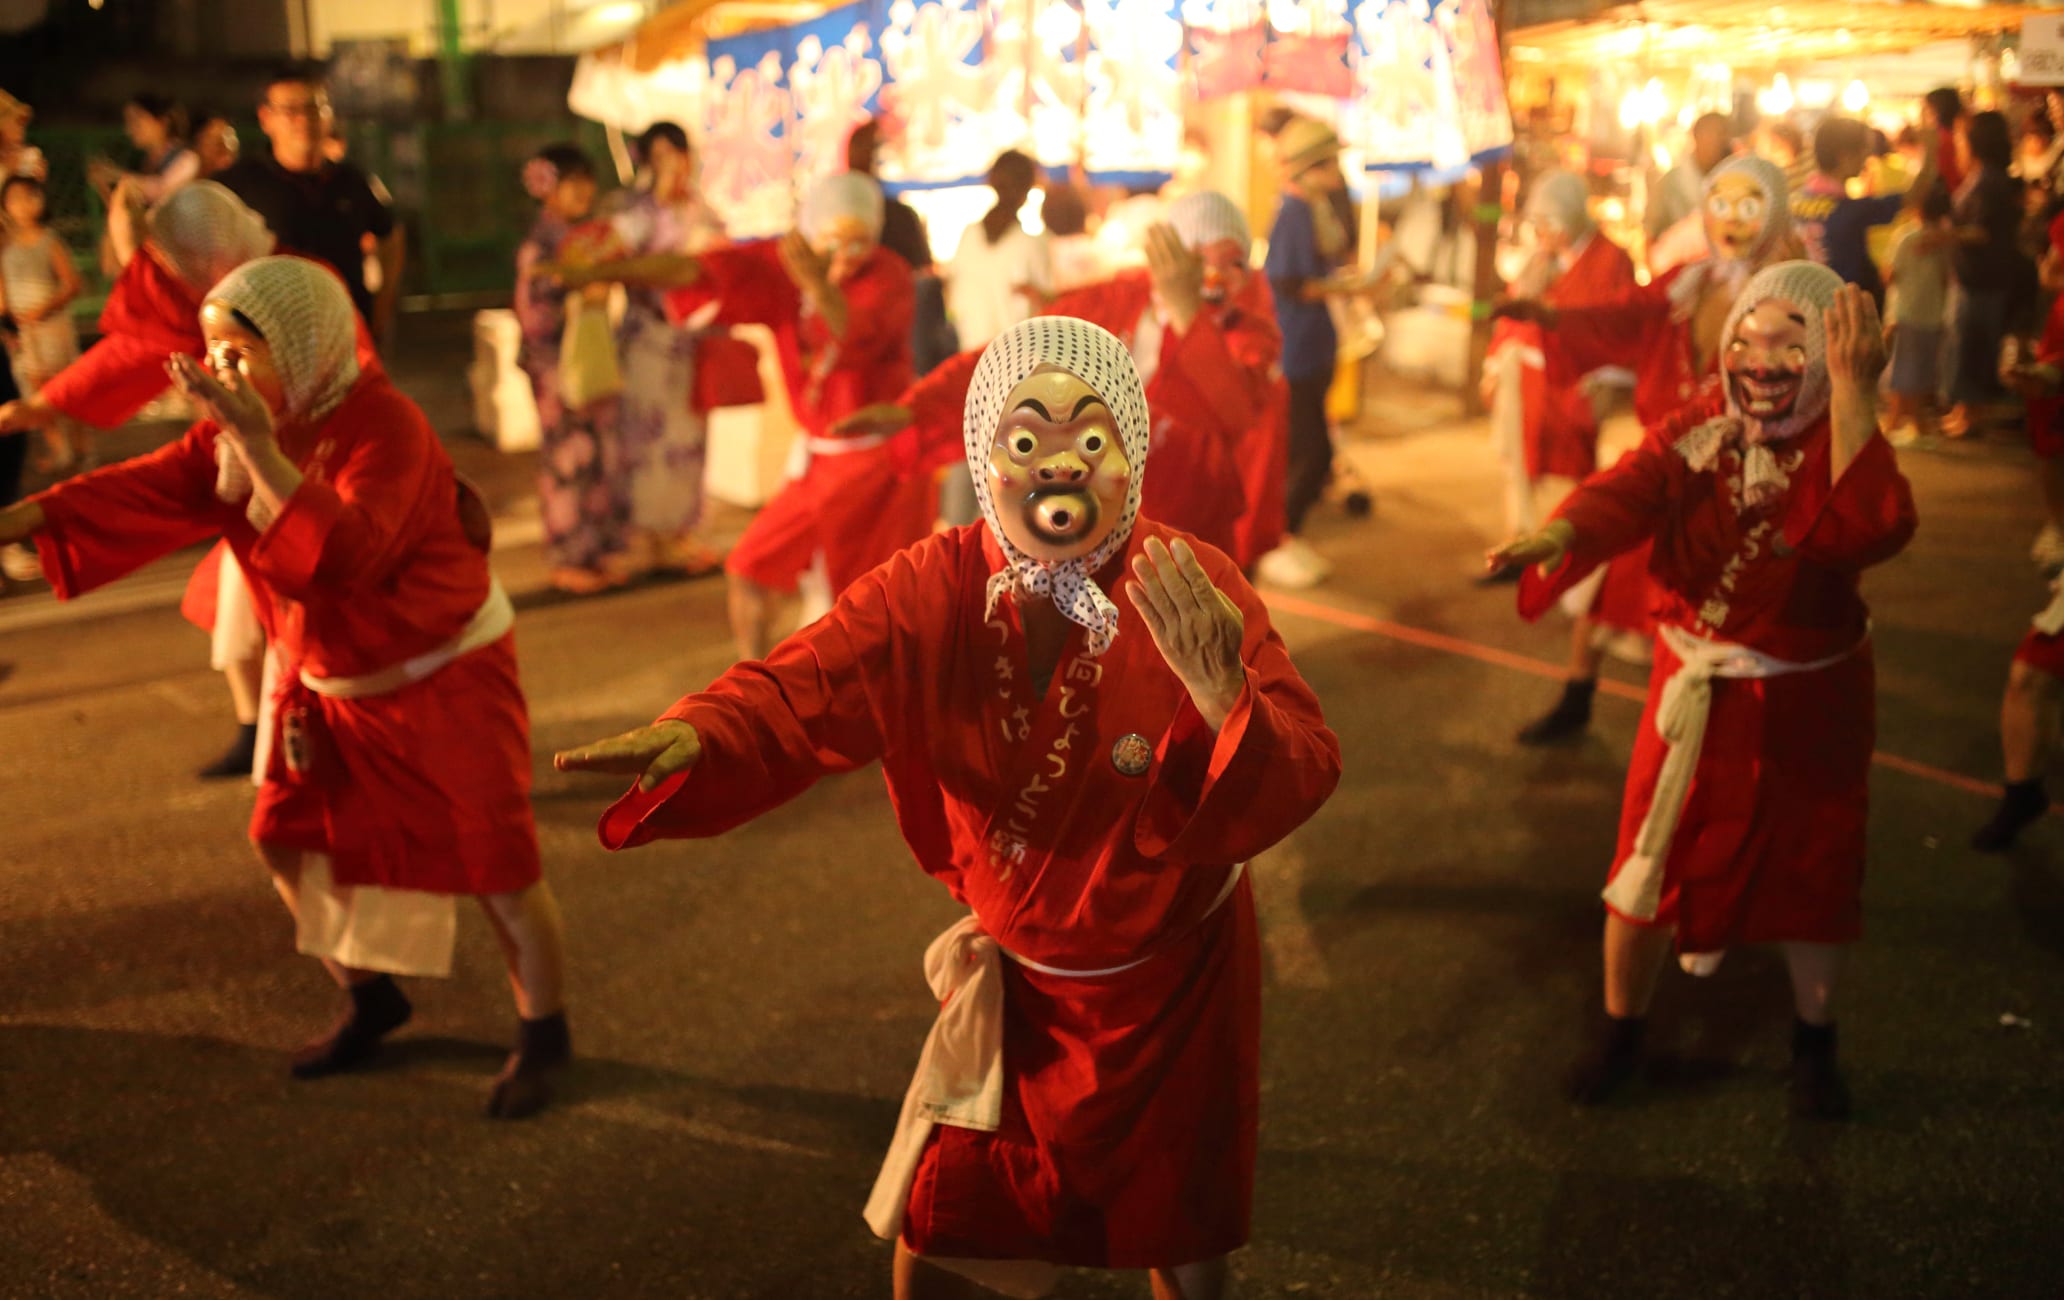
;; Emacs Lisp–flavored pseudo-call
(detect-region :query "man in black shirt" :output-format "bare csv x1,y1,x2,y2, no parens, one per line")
217,69,400,338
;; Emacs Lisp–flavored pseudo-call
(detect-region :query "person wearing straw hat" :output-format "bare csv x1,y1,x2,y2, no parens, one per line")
0,256,572,1119
557,315,1339,1298
1488,264,1916,1119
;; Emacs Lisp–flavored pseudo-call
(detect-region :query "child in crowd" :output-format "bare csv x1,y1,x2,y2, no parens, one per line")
0,175,83,471
513,143,635,596
1883,185,1955,446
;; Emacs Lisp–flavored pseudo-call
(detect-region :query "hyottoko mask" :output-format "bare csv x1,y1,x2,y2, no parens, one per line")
1167,190,1253,308
966,317,1151,656
1701,155,1789,269
1718,260,1841,441
988,367,1134,561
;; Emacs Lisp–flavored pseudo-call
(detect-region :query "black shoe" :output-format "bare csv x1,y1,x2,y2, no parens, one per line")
197,723,259,780
1789,1019,1851,1120
291,976,413,1079
1566,1015,1645,1106
1518,680,1596,746
487,1011,572,1120
1972,781,2048,853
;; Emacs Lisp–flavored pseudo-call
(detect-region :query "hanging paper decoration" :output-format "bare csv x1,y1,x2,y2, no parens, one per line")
1352,0,1513,173
1184,6,1266,102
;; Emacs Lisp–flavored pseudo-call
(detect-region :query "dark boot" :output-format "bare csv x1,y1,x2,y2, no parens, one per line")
197,722,260,780
291,975,413,1079
1972,780,2048,853
487,1010,572,1120
1566,1014,1646,1105
1518,679,1596,746
1789,1018,1851,1120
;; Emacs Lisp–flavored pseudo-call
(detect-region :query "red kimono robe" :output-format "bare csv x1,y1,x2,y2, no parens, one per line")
1537,259,1742,634
1519,391,1917,953
898,272,1277,565
1490,233,1639,481
32,374,539,896
668,240,917,595
599,517,1341,1266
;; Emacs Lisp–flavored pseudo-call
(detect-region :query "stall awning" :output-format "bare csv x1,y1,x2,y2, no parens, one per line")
1510,0,2050,68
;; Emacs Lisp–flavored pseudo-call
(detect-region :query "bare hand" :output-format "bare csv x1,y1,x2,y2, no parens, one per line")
1485,519,1573,576
1144,223,1205,330
0,500,45,548
831,403,913,437
778,231,833,294
0,398,55,433
1125,536,1245,732
167,352,275,448
1490,298,1558,328
553,720,703,794
1823,283,1887,391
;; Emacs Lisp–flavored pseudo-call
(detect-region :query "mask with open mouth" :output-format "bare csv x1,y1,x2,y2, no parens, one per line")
1168,189,1253,309
1719,260,1841,442
1701,154,1789,271
966,317,1151,656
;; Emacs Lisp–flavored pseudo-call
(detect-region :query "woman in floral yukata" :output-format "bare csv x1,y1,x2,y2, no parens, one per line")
513,142,635,596
557,316,1341,1299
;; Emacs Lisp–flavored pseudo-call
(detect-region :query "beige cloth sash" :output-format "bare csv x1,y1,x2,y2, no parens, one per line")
1605,623,1865,973
863,863,1247,1298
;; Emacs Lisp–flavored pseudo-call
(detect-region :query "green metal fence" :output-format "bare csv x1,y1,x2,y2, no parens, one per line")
24,117,614,323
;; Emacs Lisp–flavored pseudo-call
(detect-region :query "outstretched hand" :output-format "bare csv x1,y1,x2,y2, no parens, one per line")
554,720,703,794
1485,519,1573,577
831,403,913,438
1489,298,1558,328
1823,283,1887,391
1126,537,1245,733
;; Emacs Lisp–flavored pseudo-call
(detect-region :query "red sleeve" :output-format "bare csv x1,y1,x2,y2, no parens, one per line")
1781,433,1918,570
1151,309,1279,442
1551,277,1672,378
598,550,904,849
32,423,220,598
664,239,801,330
1134,540,1341,862
2038,295,2064,369
902,348,982,473
1515,401,1705,621
38,333,194,430
242,387,443,600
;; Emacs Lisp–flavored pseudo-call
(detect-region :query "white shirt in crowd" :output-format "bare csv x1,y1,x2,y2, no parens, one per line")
1886,226,1951,331
947,219,1053,349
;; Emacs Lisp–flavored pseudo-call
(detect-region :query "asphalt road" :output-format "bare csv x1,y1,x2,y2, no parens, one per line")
2,339,2061,1298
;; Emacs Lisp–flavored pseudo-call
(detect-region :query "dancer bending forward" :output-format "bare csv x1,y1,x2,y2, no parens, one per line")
559,317,1340,1298
0,257,570,1117
1490,265,1916,1119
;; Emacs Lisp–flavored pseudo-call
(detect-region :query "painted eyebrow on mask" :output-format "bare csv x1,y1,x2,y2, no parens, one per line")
1070,394,1106,420
1013,398,1055,420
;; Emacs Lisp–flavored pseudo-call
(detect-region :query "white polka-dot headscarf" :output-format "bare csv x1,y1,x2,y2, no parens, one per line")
147,181,277,293
800,172,885,244
205,256,362,424
1167,190,1251,257
966,317,1150,657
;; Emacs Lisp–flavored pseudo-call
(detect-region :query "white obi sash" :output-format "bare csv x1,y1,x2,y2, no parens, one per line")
1606,623,1866,976
256,579,515,979
862,862,1246,1298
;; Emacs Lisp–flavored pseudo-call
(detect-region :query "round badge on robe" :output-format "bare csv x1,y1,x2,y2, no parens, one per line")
1110,733,1153,777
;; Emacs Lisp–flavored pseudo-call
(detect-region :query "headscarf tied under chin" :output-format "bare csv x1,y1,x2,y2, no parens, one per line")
800,172,885,245
965,317,1151,658
204,257,362,524
1675,260,1844,511
146,180,276,293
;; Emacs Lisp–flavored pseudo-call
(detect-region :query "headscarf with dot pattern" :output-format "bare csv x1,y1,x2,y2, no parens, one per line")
964,316,1150,657
206,255,361,424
